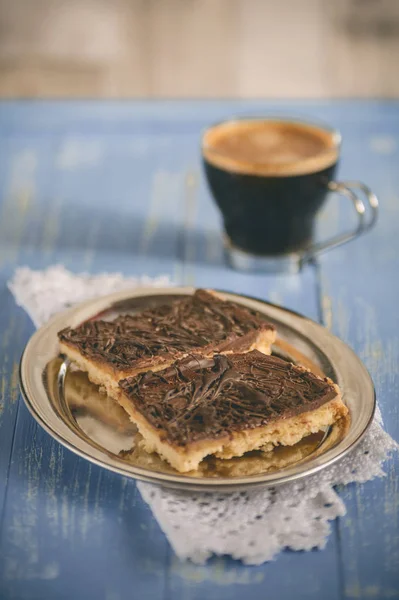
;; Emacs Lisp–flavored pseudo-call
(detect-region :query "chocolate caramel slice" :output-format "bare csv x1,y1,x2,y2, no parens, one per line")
118,350,348,473
58,290,276,398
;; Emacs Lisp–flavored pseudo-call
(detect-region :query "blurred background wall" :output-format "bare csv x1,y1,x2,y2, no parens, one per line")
0,0,398,99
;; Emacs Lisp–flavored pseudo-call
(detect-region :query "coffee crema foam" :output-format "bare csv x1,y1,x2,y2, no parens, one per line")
203,120,339,176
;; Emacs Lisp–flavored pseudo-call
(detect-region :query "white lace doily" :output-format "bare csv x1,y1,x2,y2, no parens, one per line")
8,265,398,565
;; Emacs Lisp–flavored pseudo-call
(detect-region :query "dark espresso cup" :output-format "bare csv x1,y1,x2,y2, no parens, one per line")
202,117,378,273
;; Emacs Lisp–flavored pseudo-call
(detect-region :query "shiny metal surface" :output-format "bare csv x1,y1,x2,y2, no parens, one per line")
19,287,375,491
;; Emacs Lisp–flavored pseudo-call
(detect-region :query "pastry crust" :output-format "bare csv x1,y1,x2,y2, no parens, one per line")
118,392,347,473
59,289,276,398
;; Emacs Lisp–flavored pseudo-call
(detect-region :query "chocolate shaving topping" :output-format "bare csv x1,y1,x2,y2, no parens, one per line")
58,290,274,369
119,350,337,446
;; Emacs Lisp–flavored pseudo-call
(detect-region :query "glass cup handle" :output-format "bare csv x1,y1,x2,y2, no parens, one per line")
301,181,379,264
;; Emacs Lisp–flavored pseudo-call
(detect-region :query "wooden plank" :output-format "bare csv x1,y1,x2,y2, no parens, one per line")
0,403,169,600
0,104,186,600
167,546,342,600
317,104,399,598
0,289,31,511
0,136,44,521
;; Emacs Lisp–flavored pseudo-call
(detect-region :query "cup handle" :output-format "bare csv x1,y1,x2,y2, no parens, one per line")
301,181,379,265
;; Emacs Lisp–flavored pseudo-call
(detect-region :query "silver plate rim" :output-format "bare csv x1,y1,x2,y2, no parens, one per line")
19,286,376,492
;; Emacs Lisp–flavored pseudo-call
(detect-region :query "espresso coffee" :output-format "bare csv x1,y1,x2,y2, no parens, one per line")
202,119,339,255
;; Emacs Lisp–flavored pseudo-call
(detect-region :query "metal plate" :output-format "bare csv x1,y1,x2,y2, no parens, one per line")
19,287,375,491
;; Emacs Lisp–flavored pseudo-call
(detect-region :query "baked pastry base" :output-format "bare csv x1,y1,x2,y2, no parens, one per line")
117,392,348,473
59,328,275,400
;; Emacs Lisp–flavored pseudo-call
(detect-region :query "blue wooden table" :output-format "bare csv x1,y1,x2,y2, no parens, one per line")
0,100,398,600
